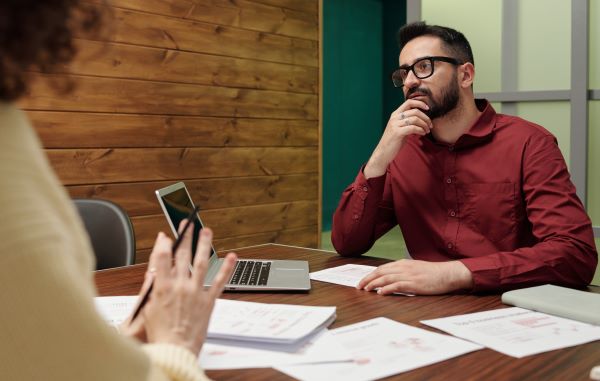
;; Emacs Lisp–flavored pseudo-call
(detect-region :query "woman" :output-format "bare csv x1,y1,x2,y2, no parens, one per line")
0,1,236,380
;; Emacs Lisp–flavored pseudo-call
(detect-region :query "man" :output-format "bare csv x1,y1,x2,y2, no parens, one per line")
331,22,597,295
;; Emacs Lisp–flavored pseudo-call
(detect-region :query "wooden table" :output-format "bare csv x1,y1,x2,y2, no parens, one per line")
95,244,600,381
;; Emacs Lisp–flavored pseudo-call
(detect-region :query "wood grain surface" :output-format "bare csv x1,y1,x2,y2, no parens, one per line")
95,245,600,381
21,0,320,261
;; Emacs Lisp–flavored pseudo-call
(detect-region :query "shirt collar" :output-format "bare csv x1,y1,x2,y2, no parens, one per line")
423,98,496,149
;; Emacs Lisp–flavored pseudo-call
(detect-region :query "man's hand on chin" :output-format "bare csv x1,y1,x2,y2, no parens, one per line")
356,259,473,295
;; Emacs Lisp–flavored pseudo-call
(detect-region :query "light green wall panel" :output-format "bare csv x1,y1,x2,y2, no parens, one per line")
421,0,502,93
589,101,600,224
515,102,571,167
590,0,600,88
517,0,570,91
593,238,600,286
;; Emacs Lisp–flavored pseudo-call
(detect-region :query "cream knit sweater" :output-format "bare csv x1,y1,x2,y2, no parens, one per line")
0,104,210,381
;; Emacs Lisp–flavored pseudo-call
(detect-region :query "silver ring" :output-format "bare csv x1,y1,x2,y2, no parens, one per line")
400,112,405,120
404,118,410,126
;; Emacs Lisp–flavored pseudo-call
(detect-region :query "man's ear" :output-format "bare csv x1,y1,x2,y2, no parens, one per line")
459,62,475,88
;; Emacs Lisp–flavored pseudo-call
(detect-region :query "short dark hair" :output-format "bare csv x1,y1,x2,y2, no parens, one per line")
0,1,103,102
397,21,474,66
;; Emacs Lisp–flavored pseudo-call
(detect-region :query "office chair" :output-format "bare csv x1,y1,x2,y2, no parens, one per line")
73,199,136,270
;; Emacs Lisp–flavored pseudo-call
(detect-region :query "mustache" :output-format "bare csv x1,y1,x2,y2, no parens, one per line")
406,87,432,98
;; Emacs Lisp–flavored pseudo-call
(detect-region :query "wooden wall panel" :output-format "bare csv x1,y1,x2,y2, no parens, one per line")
29,112,317,148
58,40,318,93
100,0,318,40
93,7,318,66
23,0,320,263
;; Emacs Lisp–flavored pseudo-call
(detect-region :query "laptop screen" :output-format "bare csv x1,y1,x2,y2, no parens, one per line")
157,185,215,260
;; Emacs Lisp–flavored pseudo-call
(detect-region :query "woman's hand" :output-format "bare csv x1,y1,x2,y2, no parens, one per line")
126,226,237,355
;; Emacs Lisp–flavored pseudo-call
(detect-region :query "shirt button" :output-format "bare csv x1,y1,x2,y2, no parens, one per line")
362,187,368,192
353,214,359,220
447,242,453,249
450,210,456,217
446,177,452,184
449,146,454,152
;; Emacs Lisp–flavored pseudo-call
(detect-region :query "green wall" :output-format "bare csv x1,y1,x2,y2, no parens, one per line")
322,0,406,230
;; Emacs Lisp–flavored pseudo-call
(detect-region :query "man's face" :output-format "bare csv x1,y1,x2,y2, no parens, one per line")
399,36,460,120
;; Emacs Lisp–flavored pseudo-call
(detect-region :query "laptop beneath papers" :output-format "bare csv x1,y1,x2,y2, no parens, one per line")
155,182,311,291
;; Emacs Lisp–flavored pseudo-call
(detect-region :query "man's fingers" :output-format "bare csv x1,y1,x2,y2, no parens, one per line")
378,281,415,295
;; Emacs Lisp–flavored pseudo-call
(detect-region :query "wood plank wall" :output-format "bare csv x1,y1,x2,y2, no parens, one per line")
20,0,320,263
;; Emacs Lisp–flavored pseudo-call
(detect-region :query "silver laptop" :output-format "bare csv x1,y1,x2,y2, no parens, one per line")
155,182,311,291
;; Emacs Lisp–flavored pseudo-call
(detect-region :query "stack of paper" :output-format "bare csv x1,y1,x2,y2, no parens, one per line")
95,296,345,370
207,299,336,344
94,296,336,344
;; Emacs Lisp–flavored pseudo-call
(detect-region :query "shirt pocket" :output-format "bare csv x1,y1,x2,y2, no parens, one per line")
459,182,517,244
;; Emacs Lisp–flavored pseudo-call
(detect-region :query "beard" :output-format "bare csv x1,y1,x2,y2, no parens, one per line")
406,73,460,120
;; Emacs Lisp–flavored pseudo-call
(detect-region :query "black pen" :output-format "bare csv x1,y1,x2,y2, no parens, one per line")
130,206,200,322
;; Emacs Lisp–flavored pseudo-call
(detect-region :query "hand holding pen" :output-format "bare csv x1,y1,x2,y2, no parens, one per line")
124,208,237,355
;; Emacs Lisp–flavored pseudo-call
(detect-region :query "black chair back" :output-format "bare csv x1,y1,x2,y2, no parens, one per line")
73,199,135,270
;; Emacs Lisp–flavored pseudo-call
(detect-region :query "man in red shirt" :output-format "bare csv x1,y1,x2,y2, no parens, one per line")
331,22,597,295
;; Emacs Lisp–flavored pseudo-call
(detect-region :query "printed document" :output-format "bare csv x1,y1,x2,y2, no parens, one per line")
310,264,377,287
94,296,137,326
95,296,336,345
274,317,482,381
421,307,600,358
208,299,336,344
200,329,352,369
310,264,414,296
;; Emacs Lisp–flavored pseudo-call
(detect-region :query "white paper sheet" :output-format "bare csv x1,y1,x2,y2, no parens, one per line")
310,264,415,296
94,296,137,326
199,329,352,369
274,317,483,381
208,299,336,344
421,307,600,358
95,297,336,345
310,264,377,287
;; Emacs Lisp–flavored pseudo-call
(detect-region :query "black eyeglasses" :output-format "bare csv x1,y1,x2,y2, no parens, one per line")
391,56,462,87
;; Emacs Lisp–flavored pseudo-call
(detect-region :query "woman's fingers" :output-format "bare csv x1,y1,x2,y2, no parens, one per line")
209,252,237,299
174,220,194,278
192,228,213,283
153,232,173,280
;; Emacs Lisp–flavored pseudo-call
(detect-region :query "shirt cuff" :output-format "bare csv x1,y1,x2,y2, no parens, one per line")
356,165,387,197
460,257,501,293
143,343,210,381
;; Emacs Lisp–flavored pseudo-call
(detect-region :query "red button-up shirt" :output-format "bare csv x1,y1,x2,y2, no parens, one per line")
332,100,597,292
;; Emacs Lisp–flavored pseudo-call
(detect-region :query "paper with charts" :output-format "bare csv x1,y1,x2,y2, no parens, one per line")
421,307,600,358
274,317,483,381
95,297,336,345
200,329,352,370
94,296,137,326
206,299,336,344
310,264,414,296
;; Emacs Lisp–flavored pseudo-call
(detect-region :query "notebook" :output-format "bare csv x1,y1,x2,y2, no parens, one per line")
155,182,311,291
501,284,600,325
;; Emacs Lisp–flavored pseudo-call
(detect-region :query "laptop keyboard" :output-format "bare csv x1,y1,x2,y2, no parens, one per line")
229,260,271,286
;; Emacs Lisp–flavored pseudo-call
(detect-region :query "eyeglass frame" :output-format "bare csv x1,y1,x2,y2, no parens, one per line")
391,56,463,88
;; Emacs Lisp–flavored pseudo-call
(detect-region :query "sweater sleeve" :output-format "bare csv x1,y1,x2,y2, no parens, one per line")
144,344,211,381
0,105,210,381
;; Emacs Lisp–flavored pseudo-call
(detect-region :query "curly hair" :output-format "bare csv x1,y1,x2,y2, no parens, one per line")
0,0,103,102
